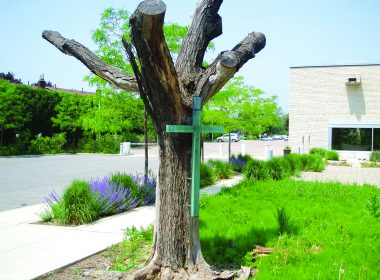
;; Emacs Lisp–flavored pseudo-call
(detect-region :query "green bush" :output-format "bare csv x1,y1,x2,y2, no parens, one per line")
230,154,254,172
267,157,292,180
29,133,66,154
109,172,141,201
207,159,234,180
200,162,216,188
301,154,325,172
309,147,326,157
244,159,269,181
370,150,380,162
57,180,100,225
325,150,339,160
310,147,339,160
79,133,122,154
282,154,303,176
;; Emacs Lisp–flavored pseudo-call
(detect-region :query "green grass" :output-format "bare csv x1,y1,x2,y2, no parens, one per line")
370,150,380,162
55,180,100,225
200,162,216,188
199,179,380,279
106,225,153,271
207,159,234,180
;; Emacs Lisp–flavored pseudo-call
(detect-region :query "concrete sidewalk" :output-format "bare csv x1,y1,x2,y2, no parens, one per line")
0,176,244,280
300,165,380,187
0,204,154,280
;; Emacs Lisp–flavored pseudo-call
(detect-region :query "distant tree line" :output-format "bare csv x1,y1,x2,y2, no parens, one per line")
0,79,155,155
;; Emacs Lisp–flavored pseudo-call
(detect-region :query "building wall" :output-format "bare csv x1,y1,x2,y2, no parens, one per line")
289,65,380,155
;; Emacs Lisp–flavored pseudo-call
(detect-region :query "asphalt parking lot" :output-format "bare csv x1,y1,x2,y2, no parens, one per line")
0,140,287,211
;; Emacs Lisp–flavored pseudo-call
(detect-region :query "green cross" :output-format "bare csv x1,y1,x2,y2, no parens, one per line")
166,96,223,217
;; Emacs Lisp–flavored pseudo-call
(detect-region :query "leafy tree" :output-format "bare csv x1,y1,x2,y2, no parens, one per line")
84,8,189,87
203,76,280,137
52,92,92,147
17,85,61,137
0,72,22,84
80,89,144,138
268,110,289,135
43,0,266,277
0,80,25,144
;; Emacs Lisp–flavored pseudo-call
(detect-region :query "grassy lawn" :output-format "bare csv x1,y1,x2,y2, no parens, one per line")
200,179,380,279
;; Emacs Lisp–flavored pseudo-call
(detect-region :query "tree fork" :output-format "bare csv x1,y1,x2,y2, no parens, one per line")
130,0,188,129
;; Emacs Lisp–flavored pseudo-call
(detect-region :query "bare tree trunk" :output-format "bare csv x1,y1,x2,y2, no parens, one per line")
135,132,193,279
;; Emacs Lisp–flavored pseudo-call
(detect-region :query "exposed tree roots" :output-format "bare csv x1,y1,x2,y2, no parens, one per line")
133,259,253,280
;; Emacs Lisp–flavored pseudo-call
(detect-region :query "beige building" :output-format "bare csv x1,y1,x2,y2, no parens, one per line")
289,64,380,160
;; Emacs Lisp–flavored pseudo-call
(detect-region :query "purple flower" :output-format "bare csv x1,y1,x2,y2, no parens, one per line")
90,176,138,215
130,173,156,206
44,190,60,206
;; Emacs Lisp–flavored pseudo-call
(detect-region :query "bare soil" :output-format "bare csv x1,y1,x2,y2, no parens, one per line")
36,248,139,280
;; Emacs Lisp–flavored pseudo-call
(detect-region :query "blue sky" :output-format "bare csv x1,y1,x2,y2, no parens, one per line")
1,0,379,112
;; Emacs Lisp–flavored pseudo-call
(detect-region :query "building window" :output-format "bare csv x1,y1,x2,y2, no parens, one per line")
374,128,380,150
332,128,372,151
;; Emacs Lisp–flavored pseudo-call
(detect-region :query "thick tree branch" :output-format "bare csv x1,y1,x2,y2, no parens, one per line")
176,0,223,88
42,30,139,92
122,37,158,126
130,0,186,127
197,31,266,104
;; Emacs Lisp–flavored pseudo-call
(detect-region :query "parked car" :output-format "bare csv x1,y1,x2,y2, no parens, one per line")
216,133,240,142
283,135,289,141
259,136,273,141
272,135,283,140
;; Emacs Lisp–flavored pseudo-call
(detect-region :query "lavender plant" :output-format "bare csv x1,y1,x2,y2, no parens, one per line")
90,176,139,215
40,172,156,225
230,154,253,172
130,173,156,206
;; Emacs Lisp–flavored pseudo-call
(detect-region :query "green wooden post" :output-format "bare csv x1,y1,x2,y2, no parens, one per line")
166,96,223,217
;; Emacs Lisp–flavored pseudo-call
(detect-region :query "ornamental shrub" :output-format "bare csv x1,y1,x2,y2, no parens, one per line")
109,172,156,206
301,154,325,172
282,154,303,176
200,162,216,188
325,150,339,160
267,157,291,180
90,176,138,215
130,173,156,206
60,180,101,225
310,147,339,160
207,159,234,180
230,154,254,172
370,150,380,162
244,159,269,181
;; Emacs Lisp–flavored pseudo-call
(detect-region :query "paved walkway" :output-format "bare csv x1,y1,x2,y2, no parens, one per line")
0,205,155,280
300,165,380,187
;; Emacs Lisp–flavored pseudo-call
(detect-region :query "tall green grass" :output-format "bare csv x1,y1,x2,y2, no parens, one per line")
310,147,339,160
371,150,380,162
54,180,100,225
199,179,380,279
244,154,324,181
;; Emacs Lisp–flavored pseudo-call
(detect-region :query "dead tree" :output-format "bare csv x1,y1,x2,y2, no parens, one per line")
42,0,265,278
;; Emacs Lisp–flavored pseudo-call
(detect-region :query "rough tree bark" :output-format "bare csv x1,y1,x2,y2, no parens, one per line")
42,0,265,278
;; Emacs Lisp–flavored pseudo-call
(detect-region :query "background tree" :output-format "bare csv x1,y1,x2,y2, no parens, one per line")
0,80,25,145
0,72,22,84
52,93,92,148
43,0,266,278
203,76,280,139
